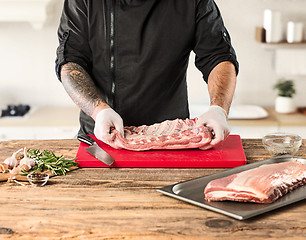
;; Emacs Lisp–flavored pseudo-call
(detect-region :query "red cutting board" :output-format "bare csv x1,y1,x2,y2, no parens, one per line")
75,135,246,168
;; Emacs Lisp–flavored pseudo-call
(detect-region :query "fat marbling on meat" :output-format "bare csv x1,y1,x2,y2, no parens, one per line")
106,118,212,151
204,160,306,203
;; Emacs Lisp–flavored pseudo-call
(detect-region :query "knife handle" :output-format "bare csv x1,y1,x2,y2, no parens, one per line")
77,135,95,146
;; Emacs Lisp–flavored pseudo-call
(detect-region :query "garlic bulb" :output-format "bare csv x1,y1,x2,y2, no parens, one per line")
3,148,23,169
0,163,9,173
19,147,35,170
9,166,22,175
19,164,30,172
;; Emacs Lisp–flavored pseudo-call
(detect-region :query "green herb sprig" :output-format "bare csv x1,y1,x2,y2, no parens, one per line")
22,149,78,176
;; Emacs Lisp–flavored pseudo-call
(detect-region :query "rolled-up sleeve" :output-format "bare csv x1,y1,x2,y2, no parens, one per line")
193,0,239,83
55,0,92,81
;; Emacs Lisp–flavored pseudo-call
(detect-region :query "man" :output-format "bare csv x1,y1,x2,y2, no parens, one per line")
56,0,239,150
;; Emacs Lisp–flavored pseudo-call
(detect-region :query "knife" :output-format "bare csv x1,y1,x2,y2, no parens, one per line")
77,135,114,166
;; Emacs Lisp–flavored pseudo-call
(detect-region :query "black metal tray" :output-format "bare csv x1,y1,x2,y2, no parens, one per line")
157,155,306,220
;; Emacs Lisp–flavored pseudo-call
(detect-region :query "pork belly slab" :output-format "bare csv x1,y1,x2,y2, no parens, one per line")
107,118,212,151
204,161,306,203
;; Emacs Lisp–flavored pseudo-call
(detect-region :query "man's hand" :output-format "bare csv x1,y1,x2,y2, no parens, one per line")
94,108,124,143
196,105,230,150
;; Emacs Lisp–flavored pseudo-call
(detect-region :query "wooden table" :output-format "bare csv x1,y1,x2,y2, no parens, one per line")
0,139,305,240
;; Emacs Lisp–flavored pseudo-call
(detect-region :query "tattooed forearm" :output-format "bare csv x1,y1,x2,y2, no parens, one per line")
60,62,109,119
207,61,236,115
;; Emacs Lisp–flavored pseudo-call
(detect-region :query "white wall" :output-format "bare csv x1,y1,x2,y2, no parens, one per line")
0,0,73,107
187,0,306,107
0,0,305,108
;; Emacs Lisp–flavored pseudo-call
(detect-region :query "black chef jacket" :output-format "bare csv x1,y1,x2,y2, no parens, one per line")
55,0,239,137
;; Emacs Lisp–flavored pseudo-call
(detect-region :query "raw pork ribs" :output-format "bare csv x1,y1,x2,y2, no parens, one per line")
107,118,212,151
204,160,306,203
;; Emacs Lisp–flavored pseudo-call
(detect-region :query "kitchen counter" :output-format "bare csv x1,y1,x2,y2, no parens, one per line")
228,107,306,127
1,106,306,127
0,107,80,140
0,139,305,239
228,107,306,138
1,106,306,140
0,106,79,127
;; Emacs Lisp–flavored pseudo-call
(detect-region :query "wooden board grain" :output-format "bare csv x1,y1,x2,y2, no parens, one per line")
1,167,305,240
0,139,305,240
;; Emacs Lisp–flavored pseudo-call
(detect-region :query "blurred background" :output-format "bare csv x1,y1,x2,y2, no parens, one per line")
0,0,306,140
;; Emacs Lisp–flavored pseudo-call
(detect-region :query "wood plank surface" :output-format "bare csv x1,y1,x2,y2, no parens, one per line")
0,139,305,240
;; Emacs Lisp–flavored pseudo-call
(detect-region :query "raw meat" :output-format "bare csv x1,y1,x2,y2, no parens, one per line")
107,118,212,151
204,161,306,203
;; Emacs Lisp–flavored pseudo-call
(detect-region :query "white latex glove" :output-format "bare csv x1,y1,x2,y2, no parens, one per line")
94,108,124,143
195,105,230,150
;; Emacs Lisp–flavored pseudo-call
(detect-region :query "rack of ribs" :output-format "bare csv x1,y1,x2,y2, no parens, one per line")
106,118,212,151
204,160,306,203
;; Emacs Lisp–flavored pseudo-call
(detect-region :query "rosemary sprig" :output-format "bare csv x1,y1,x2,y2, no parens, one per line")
22,148,78,176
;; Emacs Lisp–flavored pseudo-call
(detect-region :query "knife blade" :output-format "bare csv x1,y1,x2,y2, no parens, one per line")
77,135,114,166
